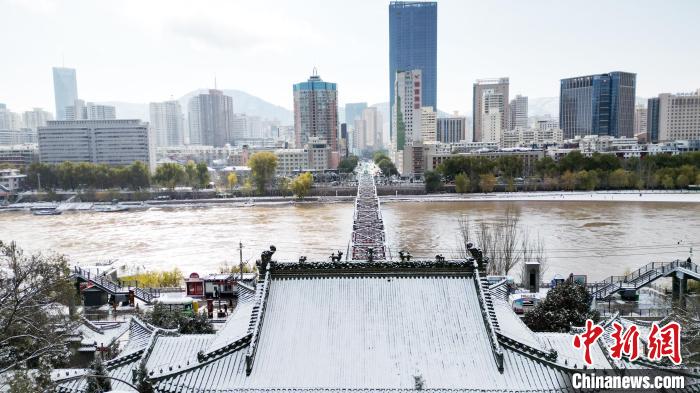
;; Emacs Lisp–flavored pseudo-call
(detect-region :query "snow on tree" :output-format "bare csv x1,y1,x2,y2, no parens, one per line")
523,280,600,332
85,358,111,393
0,241,78,373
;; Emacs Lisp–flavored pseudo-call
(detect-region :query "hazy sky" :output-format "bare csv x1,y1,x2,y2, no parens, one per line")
2,0,699,114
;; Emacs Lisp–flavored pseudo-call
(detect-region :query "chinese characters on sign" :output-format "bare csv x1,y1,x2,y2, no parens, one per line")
572,320,682,366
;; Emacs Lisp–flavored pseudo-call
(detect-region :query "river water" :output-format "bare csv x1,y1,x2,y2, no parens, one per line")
1,200,698,282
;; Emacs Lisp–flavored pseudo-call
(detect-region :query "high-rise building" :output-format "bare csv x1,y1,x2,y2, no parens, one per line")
473,78,509,141
0,104,23,130
0,104,7,129
0,104,12,130
389,1,437,139
345,103,367,128
22,108,53,131
293,72,338,151
85,102,116,120
559,71,636,139
52,67,78,121
656,90,700,142
420,106,436,142
339,123,349,157
437,115,466,143
188,89,234,147
509,94,528,130
232,114,249,142
392,69,423,152
65,100,116,120
355,107,384,151
633,104,647,137
38,119,155,172
149,101,184,147
647,97,660,143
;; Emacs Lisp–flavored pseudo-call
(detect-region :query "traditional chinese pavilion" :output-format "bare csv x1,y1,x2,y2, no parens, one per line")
51,254,698,393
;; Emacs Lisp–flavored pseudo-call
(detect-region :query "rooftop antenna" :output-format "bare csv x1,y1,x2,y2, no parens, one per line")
214,75,217,90
312,66,318,77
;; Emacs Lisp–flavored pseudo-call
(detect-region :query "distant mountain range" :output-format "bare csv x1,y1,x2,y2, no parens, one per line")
177,89,293,124
101,94,649,125
529,97,558,117
99,89,294,125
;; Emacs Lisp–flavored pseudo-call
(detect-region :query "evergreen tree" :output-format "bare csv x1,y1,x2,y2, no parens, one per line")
34,356,57,393
8,368,34,393
135,361,154,393
523,281,600,332
85,358,111,393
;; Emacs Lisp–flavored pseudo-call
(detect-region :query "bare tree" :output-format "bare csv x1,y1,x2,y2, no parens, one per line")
0,241,79,372
520,231,549,285
457,206,548,280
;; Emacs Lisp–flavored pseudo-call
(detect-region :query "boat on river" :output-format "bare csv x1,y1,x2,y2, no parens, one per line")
32,208,62,216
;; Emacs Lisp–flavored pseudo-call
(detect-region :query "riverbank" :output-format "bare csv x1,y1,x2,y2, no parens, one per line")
4,190,699,212
381,190,700,203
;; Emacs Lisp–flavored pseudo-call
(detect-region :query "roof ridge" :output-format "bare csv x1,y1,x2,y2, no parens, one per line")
238,281,256,293
472,266,504,372
80,316,103,333
245,270,272,375
497,333,558,364
151,333,251,381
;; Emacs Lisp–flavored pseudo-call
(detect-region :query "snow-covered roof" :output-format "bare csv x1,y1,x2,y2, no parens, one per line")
148,260,576,392
51,260,698,393
75,318,130,349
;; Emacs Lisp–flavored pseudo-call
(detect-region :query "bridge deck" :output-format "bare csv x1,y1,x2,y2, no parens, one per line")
350,169,387,261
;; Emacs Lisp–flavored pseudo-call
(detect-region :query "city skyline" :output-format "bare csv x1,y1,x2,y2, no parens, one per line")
1,0,699,116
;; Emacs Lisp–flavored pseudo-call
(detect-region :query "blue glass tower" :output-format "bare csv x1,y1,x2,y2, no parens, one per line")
52,67,78,121
647,97,660,143
389,1,437,138
559,71,636,139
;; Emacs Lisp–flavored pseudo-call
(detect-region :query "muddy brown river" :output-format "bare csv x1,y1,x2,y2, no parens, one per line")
1,200,698,282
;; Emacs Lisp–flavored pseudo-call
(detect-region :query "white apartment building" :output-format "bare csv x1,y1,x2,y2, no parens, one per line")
307,137,330,172
274,148,308,177
420,106,437,142
0,129,36,145
38,120,155,172
473,78,509,141
157,145,232,165
0,169,26,192
65,100,116,121
633,104,647,136
574,135,639,152
22,108,53,131
150,101,184,147
509,95,528,130
502,127,563,148
354,107,384,151
480,89,505,143
658,90,700,141
0,144,37,166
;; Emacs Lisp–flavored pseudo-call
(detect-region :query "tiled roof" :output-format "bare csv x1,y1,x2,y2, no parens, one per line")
52,259,696,393
151,261,579,392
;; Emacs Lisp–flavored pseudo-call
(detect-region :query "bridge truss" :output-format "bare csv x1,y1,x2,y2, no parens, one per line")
350,171,387,261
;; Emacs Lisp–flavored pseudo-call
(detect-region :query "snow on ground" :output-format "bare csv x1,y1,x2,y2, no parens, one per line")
381,190,700,203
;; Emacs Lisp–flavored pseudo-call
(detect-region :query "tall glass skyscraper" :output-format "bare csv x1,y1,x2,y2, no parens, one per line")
52,67,78,121
389,1,437,138
647,97,660,143
559,71,636,139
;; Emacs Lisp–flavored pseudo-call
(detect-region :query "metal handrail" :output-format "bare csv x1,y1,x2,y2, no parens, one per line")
589,259,699,300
